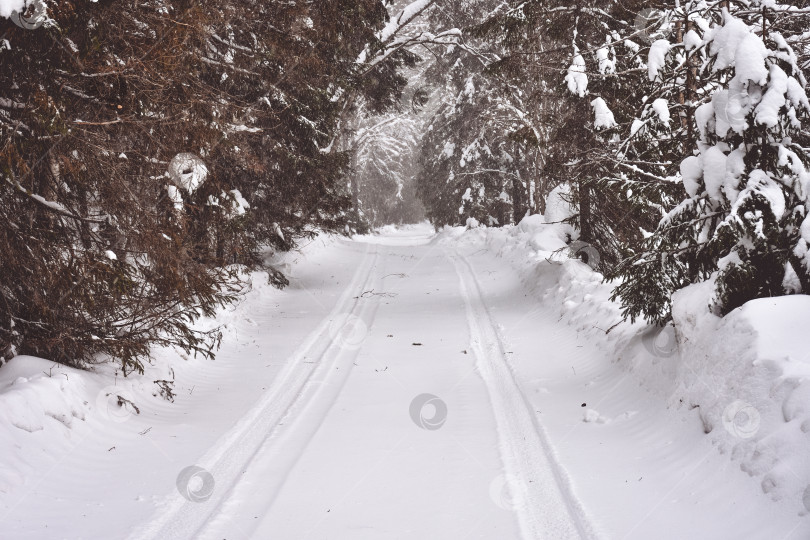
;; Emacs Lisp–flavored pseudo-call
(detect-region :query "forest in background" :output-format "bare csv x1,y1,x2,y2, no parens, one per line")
2,0,810,374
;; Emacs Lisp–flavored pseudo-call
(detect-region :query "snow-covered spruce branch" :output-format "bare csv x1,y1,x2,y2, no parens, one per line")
208,32,254,54
352,116,407,148
5,177,106,224
0,98,26,110
356,0,439,65
200,56,260,77
61,85,102,104
609,160,676,184
326,2,496,159
455,169,521,179
0,111,31,135
357,29,462,77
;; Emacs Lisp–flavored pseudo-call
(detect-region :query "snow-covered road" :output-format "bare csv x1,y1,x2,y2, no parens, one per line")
134,228,594,539
2,224,806,539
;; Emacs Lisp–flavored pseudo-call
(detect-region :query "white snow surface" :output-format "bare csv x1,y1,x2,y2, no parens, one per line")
0,0,23,18
672,282,810,509
0,220,808,539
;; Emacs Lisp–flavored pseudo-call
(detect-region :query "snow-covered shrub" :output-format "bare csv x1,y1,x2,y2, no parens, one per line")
615,3,810,323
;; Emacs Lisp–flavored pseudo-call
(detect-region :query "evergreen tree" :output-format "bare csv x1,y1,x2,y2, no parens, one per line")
0,0,415,371
354,112,424,228
613,2,810,323
474,0,651,261
415,0,539,228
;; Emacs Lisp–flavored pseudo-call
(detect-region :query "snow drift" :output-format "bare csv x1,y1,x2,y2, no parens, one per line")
439,197,810,513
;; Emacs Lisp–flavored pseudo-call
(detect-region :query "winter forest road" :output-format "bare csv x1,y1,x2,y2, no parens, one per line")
133,225,596,540
6,225,804,540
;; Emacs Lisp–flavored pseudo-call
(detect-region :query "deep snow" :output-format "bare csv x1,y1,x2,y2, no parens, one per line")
0,221,808,539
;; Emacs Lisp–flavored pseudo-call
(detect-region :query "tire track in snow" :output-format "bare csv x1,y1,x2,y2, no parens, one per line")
451,252,597,540
130,242,382,540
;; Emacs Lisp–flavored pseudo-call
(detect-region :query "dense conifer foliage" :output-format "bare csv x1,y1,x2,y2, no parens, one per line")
2,0,810,370
410,0,810,322
0,0,419,371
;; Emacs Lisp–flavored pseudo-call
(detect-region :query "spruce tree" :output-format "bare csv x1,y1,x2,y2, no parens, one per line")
613,2,810,323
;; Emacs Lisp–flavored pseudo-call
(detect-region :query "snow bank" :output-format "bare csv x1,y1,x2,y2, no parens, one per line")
0,357,90,493
439,200,810,512
672,285,810,506
0,358,88,433
0,235,340,507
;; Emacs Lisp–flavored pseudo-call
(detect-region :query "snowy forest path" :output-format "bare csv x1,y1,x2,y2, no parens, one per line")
123,224,608,540
450,252,596,539
6,227,808,540
130,241,385,539
176,226,600,540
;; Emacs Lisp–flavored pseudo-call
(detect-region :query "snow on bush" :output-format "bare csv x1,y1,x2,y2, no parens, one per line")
618,4,810,327
167,153,208,194
682,10,810,314
672,283,810,505
647,39,670,81
595,46,615,75
166,184,184,211
651,98,670,123
564,46,587,97
208,189,251,218
229,189,250,216
590,97,616,130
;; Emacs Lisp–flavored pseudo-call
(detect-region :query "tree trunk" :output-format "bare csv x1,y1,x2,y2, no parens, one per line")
350,140,361,230
511,144,525,223
676,14,688,134
579,180,592,243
